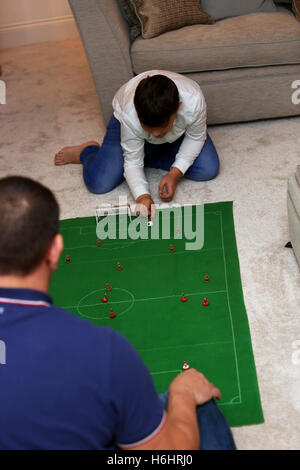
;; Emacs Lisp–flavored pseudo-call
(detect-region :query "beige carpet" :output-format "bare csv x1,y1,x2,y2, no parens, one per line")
1,37,300,450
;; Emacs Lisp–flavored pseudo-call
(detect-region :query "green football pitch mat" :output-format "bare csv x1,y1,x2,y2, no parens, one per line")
50,201,263,427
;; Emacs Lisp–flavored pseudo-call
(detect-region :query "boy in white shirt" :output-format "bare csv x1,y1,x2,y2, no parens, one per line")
55,70,219,215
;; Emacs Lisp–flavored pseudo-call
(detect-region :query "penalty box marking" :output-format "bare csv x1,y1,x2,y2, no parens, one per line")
60,209,220,240
144,339,240,406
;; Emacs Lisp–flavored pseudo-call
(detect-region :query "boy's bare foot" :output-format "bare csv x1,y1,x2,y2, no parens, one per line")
54,141,99,165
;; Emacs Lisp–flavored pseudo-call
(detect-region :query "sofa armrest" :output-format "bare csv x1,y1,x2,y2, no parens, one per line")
69,0,134,125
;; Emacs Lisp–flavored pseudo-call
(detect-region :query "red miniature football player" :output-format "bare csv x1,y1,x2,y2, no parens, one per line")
105,283,112,291
96,238,102,246
169,244,175,253
204,274,210,283
109,308,116,319
116,262,123,271
182,361,190,371
202,297,209,306
180,293,187,302
101,294,108,303
65,255,71,263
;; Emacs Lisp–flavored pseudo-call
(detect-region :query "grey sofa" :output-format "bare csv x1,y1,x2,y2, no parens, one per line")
69,0,300,126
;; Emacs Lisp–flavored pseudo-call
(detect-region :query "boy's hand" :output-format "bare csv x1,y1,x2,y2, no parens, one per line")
159,167,182,202
169,368,221,406
135,194,155,217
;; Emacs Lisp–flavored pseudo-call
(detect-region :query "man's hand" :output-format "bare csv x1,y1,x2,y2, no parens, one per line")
129,368,222,450
135,194,155,217
169,368,221,406
159,167,182,202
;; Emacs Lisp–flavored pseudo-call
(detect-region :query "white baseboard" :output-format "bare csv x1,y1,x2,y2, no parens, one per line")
0,15,78,49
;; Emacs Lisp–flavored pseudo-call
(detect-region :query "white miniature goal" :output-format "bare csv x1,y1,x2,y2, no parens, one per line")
95,203,132,223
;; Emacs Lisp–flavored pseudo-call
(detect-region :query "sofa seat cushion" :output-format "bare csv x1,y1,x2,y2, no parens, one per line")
131,9,300,74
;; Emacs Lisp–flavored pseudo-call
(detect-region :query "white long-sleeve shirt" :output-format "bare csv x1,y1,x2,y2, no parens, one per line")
112,70,207,200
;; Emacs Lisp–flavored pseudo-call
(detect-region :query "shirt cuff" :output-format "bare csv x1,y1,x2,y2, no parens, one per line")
132,186,151,201
124,166,150,201
171,158,192,176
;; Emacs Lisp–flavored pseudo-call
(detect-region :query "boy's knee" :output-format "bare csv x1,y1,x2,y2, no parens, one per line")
85,180,114,195
189,162,219,182
84,175,124,195
202,162,220,181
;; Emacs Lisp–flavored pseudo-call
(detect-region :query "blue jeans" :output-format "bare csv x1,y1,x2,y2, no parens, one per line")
80,115,220,194
159,393,236,451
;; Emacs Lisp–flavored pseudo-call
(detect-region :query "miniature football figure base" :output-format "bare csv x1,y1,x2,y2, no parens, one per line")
109,308,116,319
180,293,187,302
182,361,190,371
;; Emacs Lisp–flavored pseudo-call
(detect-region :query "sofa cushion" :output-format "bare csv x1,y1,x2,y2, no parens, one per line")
201,0,277,21
130,0,214,40
293,0,300,19
131,9,300,74
118,0,141,40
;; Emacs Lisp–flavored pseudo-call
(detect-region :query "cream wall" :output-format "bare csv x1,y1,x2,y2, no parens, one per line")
0,0,78,49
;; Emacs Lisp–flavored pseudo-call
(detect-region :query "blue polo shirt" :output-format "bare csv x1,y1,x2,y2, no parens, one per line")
0,288,165,450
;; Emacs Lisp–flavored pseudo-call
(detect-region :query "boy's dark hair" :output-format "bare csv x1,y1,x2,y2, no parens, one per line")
134,75,180,128
0,176,59,276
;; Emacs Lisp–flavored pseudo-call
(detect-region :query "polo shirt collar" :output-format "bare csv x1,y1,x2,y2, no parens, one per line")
0,287,53,307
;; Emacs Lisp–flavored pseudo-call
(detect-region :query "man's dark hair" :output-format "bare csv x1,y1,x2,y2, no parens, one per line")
134,75,180,128
0,176,59,276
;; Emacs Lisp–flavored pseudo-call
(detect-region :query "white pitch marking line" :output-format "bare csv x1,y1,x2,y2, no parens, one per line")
137,340,233,354
134,290,227,303
151,369,181,376
220,212,242,404
61,290,227,310
63,240,142,251
220,400,242,406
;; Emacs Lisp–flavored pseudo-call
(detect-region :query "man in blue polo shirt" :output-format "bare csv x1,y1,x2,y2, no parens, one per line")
0,176,236,450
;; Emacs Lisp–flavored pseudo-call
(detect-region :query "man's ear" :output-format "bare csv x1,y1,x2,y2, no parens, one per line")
46,234,64,271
